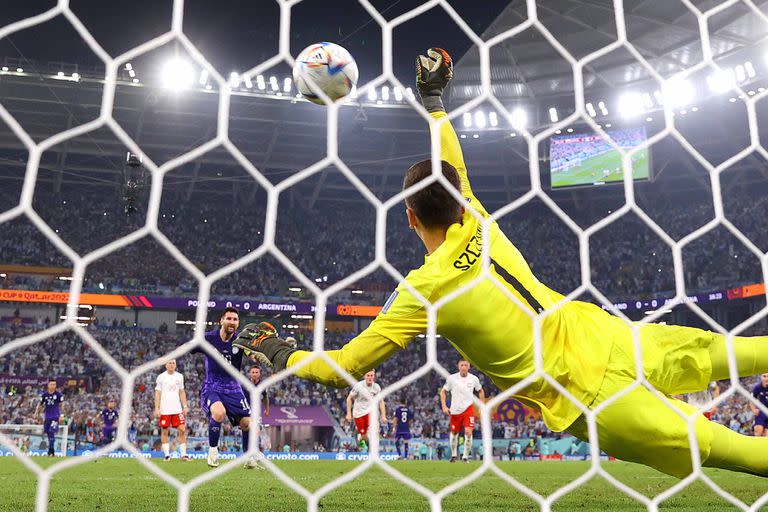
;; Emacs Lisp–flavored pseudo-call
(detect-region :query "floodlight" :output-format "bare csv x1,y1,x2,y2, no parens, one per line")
618,92,643,118
474,111,486,128
510,108,527,130
663,78,694,106
161,58,194,90
707,68,735,93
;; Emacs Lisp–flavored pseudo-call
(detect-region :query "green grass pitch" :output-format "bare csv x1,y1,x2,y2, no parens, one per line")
1,458,766,511
551,149,650,188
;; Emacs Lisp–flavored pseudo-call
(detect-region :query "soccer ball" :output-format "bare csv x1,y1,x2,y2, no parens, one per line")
293,42,358,105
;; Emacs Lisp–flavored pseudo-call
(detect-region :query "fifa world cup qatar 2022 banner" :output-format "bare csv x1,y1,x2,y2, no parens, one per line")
0,289,383,317
4,284,765,317
0,374,60,388
0,289,323,314
0,374,90,390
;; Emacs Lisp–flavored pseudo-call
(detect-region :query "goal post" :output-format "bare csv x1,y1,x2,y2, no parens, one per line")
0,423,69,457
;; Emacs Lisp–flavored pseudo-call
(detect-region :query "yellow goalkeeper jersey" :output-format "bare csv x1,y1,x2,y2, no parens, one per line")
288,111,622,432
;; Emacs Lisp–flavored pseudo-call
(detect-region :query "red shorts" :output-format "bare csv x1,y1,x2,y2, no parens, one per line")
159,413,185,429
449,405,475,433
354,414,371,436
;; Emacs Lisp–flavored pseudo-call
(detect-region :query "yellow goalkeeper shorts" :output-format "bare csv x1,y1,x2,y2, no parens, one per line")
566,323,717,478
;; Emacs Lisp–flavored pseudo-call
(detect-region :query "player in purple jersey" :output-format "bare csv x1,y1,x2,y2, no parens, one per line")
392,397,414,459
34,379,64,456
100,398,119,445
191,307,262,469
750,374,768,436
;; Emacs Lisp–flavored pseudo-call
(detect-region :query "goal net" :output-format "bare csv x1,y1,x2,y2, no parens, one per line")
0,423,69,458
0,0,767,511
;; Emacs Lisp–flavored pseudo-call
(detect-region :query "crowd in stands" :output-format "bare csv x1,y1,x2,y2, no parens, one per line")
4,183,768,450
3,188,768,308
709,376,760,436
2,321,766,452
0,324,505,445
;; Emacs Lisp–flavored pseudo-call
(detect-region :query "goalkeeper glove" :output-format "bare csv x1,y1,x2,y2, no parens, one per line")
232,322,296,371
416,47,453,113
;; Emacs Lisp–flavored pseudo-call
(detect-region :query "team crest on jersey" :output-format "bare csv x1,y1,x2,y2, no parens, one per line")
232,346,239,354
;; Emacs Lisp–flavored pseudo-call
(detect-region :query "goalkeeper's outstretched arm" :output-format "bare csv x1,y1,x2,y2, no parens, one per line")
288,330,403,388
417,47,483,213
428,111,483,215
429,110,469,192
233,321,410,388
234,298,427,387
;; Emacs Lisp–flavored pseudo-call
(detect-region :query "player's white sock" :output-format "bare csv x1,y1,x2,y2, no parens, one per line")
463,433,473,460
179,443,186,457
449,433,458,458
162,443,170,457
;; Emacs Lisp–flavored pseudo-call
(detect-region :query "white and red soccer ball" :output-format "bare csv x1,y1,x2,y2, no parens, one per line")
293,42,358,105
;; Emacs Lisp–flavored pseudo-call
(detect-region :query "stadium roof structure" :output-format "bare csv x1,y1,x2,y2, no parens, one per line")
452,0,768,103
0,1,766,212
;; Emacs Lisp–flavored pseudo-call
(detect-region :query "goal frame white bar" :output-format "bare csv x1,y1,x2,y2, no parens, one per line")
0,423,70,457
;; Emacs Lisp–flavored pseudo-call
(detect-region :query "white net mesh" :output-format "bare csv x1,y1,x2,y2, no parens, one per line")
1,0,768,511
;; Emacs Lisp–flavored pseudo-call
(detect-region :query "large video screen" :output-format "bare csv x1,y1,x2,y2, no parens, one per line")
549,127,650,188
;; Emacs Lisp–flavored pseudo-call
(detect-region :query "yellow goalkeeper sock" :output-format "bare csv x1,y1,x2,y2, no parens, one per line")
704,421,768,476
708,335,768,380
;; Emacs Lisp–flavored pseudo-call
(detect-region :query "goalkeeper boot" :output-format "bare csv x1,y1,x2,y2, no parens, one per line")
207,447,219,468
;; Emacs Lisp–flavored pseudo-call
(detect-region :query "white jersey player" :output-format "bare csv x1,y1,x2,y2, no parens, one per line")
346,369,386,446
154,359,188,461
241,365,268,470
440,360,485,463
685,381,720,420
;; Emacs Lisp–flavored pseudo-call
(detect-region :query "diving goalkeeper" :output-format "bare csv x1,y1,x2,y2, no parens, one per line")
235,48,768,479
